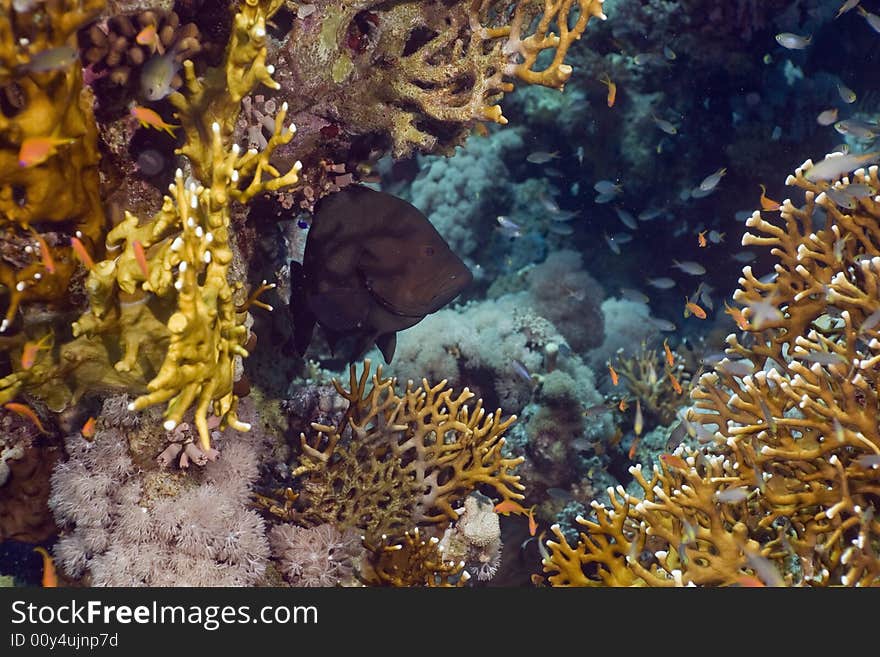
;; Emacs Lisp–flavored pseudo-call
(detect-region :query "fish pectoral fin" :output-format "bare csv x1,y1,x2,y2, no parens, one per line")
289,261,316,355
309,287,371,331
375,332,398,363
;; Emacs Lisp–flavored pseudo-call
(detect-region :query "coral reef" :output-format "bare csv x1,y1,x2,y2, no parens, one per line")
543,157,880,587
49,395,271,586
268,523,360,587
2,0,302,452
0,0,107,332
273,0,607,160
360,528,467,587
276,360,525,540
439,492,503,582
78,9,202,98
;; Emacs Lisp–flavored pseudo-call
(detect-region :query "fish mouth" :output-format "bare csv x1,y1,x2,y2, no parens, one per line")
361,266,471,317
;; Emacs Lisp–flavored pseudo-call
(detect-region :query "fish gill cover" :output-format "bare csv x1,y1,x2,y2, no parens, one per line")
0,0,878,588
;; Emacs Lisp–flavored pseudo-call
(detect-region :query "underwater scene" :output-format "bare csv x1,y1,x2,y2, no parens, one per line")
0,0,879,588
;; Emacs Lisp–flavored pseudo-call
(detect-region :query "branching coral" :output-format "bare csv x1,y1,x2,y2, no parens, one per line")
544,155,880,587
614,340,691,426
360,528,467,587
276,0,607,157
1,0,302,450
279,360,525,540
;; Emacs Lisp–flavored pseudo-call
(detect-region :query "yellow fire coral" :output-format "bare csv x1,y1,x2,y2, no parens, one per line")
1,0,301,451
360,528,467,587
284,360,525,540
281,0,607,157
0,0,106,332
544,155,880,587
72,0,300,451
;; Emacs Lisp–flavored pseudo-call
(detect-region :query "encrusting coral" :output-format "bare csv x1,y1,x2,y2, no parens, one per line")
0,0,107,333
271,360,525,541
543,155,880,587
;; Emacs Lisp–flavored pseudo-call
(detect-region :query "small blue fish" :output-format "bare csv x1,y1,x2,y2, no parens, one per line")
495,215,522,238
511,359,534,386
651,114,678,135
548,222,574,236
604,232,621,254
141,49,181,101
646,276,676,289
526,150,560,164
594,180,622,196
638,207,664,222
834,118,880,140
775,32,811,50
17,46,78,73
858,6,880,33
671,260,706,276
615,207,638,230
651,318,677,332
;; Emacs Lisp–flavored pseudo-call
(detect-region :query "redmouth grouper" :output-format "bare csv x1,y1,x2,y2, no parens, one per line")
289,185,472,363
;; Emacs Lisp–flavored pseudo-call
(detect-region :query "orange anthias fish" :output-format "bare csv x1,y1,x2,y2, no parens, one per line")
81,416,97,440
697,230,707,248
494,499,530,516
668,371,683,395
30,229,56,275
130,105,179,137
495,499,538,535
628,399,644,459
724,302,750,330
684,296,707,319
33,547,58,587
3,402,49,434
599,73,617,108
663,338,675,367
618,398,628,412
34,545,58,588
733,575,766,587
18,135,75,168
659,453,689,470
628,435,641,460
135,23,164,54
758,184,781,211
608,363,619,386
131,240,150,278
21,332,53,370
70,236,95,270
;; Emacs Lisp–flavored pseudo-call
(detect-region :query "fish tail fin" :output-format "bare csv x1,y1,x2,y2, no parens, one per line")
375,332,397,363
289,260,315,355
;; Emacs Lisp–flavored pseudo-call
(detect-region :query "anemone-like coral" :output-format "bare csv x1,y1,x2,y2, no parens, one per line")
268,523,360,587
49,395,271,586
543,155,880,587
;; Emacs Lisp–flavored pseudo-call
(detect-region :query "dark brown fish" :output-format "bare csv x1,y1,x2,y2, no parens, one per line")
290,185,472,362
